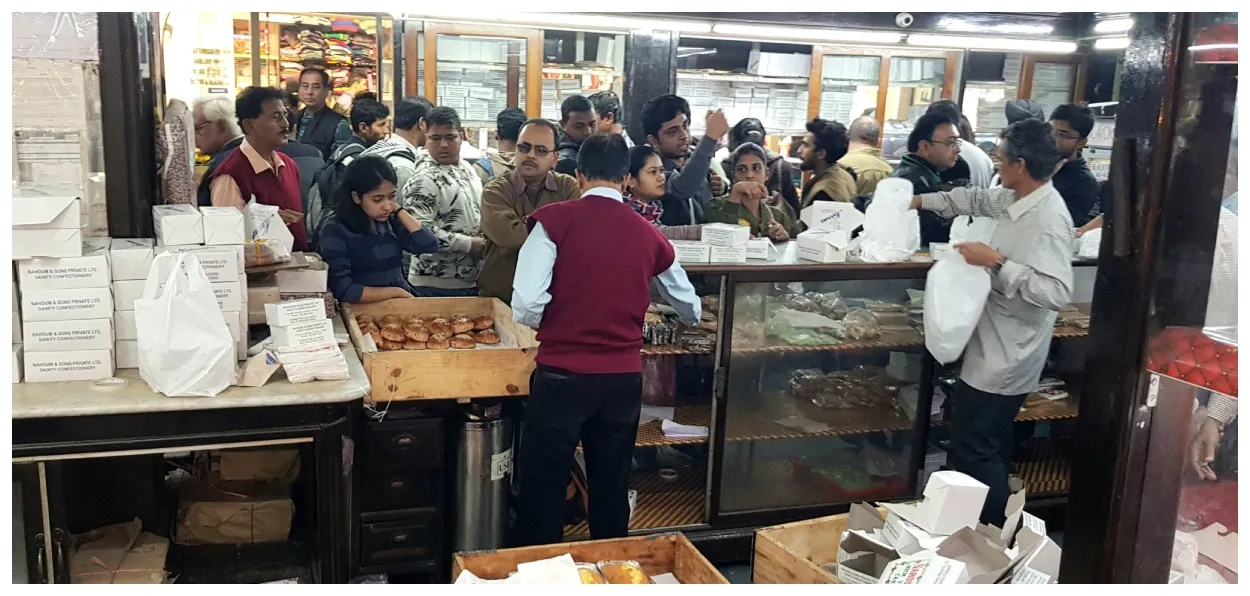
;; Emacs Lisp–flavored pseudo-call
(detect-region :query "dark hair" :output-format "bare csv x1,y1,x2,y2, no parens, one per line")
354,91,378,102
641,94,691,139
394,96,433,131
730,118,767,149
350,99,390,133
424,106,461,130
576,133,630,183
728,142,768,174
496,108,528,142
628,144,658,179
1049,103,1095,139
908,113,956,153
587,91,621,122
999,119,1062,181
926,99,962,124
332,155,399,234
560,95,595,123
518,118,560,146
235,86,285,129
299,68,330,88
805,118,850,164
957,115,976,143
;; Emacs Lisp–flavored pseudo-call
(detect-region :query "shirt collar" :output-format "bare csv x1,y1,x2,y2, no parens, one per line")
241,138,285,174
582,187,624,202
1007,182,1057,221
509,168,559,198
848,146,882,158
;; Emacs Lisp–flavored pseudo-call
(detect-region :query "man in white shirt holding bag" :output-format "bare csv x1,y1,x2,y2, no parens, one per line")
908,118,1074,527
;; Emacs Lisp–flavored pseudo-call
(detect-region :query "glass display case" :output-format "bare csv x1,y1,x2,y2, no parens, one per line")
818,54,881,127
540,30,625,122
962,53,1023,146
677,38,813,143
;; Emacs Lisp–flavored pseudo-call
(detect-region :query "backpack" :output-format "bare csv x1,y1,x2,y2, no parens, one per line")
306,143,365,251
477,157,495,181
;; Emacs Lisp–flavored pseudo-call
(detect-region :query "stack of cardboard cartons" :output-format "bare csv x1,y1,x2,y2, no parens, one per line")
109,238,155,369
829,472,1061,584
265,298,333,349
176,448,298,546
12,278,22,383
796,202,867,263
70,519,169,584
16,237,116,382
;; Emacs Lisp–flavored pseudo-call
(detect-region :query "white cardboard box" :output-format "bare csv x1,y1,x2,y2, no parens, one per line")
114,310,137,341
158,243,245,273
12,228,83,260
110,238,156,281
209,281,244,315
709,244,747,264
264,298,328,327
21,287,113,322
23,349,114,383
882,471,989,536
800,201,865,232
12,311,22,344
745,238,778,261
200,206,247,245
111,280,145,312
12,196,81,229
670,241,711,264
12,344,23,383
153,204,204,246
17,237,112,290
23,318,113,352
835,504,901,584
269,319,335,348
275,261,328,293
114,339,139,369
877,555,969,584
796,229,851,263
700,223,750,247
881,509,945,555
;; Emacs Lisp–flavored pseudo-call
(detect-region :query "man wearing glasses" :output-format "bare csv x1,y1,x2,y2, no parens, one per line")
478,119,580,302
1048,104,1101,227
401,107,487,297
891,113,962,245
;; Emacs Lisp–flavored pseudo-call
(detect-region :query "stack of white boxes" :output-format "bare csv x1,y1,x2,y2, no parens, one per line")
265,298,333,350
701,223,749,264
17,236,116,382
13,278,22,383
109,237,155,369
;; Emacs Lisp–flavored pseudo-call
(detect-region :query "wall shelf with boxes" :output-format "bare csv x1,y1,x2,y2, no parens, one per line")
540,29,626,122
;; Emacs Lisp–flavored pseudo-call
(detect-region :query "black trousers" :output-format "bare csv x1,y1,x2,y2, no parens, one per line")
514,364,642,546
948,379,1028,528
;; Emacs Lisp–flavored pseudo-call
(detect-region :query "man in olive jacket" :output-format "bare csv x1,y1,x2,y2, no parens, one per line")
479,118,581,301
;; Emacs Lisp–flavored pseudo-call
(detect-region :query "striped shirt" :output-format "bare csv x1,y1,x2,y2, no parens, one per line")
921,183,1075,395
320,215,439,303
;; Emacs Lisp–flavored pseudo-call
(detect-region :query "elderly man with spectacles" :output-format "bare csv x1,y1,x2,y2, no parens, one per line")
478,118,582,302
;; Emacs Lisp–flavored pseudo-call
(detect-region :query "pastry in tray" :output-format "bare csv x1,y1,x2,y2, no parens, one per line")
380,324,407,343
403,340,427,351
404,322,430,342
576,563,607,584
450,314,474,334
427,318,452,338
472,314,494,331
380,339,405,351
475,329,501,345
450,334,477,349
380,314,403,327
427,337,450,350
596,561,651,584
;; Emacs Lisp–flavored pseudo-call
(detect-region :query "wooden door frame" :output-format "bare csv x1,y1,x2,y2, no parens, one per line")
1019,52,1090,104
422,22,543,117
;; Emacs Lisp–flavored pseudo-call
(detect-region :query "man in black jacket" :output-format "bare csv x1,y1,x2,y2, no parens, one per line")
1049,103,1101,227
891,113,962,245
641,94,729,226
553,95,597,176
295,68,351,159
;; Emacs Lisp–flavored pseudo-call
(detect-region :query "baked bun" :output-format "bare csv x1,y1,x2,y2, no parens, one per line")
367,329,383,347
381,339,406,351
403,340,427,351
426,337,450,350
450,334,477,349
472,315,494,331
451,316,473,334
380,324,406,343
427,319,452,338
380,314,402,327
474,329,501,345
359,322,379,335
356,314,375,327
404,322,430,342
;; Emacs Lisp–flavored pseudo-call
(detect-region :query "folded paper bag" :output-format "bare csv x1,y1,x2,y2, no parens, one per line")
175,480,294,546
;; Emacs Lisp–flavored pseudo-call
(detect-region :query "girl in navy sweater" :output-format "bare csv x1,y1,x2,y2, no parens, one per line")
320,155,439,303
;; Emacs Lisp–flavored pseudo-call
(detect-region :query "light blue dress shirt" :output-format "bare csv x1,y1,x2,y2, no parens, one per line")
511,187,703,328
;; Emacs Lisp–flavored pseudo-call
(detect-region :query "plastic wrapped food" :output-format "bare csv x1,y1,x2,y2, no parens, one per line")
790,366,903,411
810,291,849,320
576,563,607,584
864,299,905,313
841,309,882,340
766,316,839,346
783,294,822,314
244,238,292,268
596,561,652,584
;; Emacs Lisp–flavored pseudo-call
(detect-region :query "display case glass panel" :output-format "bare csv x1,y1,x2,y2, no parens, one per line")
819,55,880,126
881,57,946,160
435,33,527,149
540,30,625,123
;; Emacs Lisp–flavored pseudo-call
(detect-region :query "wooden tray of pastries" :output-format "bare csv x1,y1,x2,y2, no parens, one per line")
343,297,539,402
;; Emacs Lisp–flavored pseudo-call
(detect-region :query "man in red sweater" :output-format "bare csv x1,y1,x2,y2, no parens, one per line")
511,133,702,545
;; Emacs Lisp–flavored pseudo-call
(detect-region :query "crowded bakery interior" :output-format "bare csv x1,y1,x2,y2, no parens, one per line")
6,9,1239,586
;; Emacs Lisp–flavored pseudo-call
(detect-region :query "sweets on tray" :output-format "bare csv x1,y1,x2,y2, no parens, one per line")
356,313,496,351
576,563,607,584
790,366,904,411
596,560,652,584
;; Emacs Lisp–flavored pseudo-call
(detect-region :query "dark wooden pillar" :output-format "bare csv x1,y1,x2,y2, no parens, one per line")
622,29,679,146
98,11,160,237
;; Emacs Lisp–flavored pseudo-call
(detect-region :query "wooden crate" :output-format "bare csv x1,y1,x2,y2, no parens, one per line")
753,510,871,584
343,297,539,401
451,533,727,584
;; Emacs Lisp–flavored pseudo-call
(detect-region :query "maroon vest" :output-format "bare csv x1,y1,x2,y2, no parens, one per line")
527,195,676,374
210,146,308,250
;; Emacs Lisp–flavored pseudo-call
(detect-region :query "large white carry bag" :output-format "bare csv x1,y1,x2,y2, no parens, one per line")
923,250,992,364
134,252,237,396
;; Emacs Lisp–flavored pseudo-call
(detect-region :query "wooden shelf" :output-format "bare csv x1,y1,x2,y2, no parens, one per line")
635,405,712,448
641,345,708,357
1016,397,1080,422
731,329,925,355
725,402,912,442
564,466,705,539
1014,438,1071,498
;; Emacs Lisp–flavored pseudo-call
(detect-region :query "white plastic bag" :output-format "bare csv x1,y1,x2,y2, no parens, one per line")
1077,227,1102,259
949,215,998,245
134,252,237,396
923,251,992,364
858,178,920,262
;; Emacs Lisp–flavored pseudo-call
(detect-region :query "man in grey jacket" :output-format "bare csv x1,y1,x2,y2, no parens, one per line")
641,94,729,226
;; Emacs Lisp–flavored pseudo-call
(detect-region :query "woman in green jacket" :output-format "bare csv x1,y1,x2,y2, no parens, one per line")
706,143,800,240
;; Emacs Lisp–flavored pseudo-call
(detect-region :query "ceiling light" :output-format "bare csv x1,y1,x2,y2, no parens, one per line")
398,11,713,34
710,23,902,44
1094,37,1131,51
907,34,1077,53
1094,18,1134,34
937,17,1054,36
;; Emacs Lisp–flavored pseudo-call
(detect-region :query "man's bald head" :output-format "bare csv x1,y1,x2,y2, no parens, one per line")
848,116,881,146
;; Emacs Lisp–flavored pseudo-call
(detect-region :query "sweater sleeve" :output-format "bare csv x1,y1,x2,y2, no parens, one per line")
666,136,718,199
480,181,530,250
400,171,473,253
319,220,364,304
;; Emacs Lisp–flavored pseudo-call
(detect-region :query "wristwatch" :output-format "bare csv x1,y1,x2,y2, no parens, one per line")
993,256,1007,272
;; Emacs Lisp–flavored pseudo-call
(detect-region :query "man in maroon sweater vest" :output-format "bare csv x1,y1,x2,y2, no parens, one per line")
511,134,702,545
208,86,308,250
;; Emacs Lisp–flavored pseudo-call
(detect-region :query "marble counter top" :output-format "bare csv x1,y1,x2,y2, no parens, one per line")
12,319,369,420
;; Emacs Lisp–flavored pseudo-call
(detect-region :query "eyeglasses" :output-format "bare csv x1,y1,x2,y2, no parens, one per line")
429,133,460,145
1053,130,1082,141
516,142,551,157
926,138,960,149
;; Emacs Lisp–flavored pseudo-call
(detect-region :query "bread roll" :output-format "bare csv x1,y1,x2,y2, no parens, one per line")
381,339,406,351
380,314,402,327
403,340,427,351
472,315,494,331
474,329,501,345
367,329,383,347
380,324,406,343
427,319,452,337
404,323,430,342
426,337,450,350
450,315,473,334
356,314,375,327
450,334,477,349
